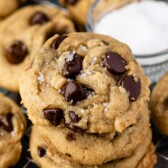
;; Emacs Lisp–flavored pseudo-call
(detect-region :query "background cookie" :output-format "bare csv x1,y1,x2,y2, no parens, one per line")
0,5,75,92
59,0,95,25
20,32,150,134
0,93,26,168
151,72,168,135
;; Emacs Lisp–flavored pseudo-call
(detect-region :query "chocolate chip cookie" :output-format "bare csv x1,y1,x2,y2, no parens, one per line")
0,93,27,168
30,126,156,168
151,72,168,135
35,105,150,165
0,0,25,19
20,33,150,134
0,5,75,92
59,0,95,25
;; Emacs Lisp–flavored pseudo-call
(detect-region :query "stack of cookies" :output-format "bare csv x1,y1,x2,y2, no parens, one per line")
20,33,157,168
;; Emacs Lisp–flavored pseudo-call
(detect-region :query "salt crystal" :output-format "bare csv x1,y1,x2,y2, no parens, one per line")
80,109,85,113
103,102,108,107
80,45,87,52
81,70,92,78
94,0,168,55
69,99,74,104
37,72,44,84
91,57,97,65
66,51,76,62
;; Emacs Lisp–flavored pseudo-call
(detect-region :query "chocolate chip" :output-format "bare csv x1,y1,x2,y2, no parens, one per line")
65,153,71,157
65,123,84,133
1,113,13,132
30,11,49,25
37,146,46,157
6,40,28,64
163,97,168,111
102,41,109,45
62,81,87,104
66,133,76,141
63,53,82,79
69,111,80,123
103,52,127,75
46,29,68,41
43,108,64,126
51,35,67,50
82,85,94,97
65,0,78,5
118,75,141,101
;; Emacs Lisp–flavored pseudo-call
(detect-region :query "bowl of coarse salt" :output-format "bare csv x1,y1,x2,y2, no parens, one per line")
86,0,168,83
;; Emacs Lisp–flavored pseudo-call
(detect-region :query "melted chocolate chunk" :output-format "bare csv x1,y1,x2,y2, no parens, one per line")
65,123,84,133
1,113,13,132
102,41,109,45
6,40,28,64
62,81,87,104
103,51,127,75
69,111,80,123
37,146,46,157
118,75,141,101
43,108,64,126
51,35,68,50
66,133,76,141
30,11,49,25
82,85,94,97
163,97,168,111
65,0,78,5
62,53,82,79
65,153,71,157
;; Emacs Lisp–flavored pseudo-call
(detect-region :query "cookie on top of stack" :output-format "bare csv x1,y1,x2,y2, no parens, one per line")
20,32,157,167
0,5,75,92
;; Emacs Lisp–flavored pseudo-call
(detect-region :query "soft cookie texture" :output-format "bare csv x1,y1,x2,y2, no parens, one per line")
30,126,156,168
20,33,150,134
0,5,75,92
0,93,26,168
35,106,150,165
151,72,168,135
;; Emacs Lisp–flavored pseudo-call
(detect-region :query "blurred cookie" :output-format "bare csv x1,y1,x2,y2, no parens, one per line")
0,5,75,92
59,0,94,25
20,32,150,134
30,126,156,168
0,93,26,168
0,0,26,19
151,72,168,135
